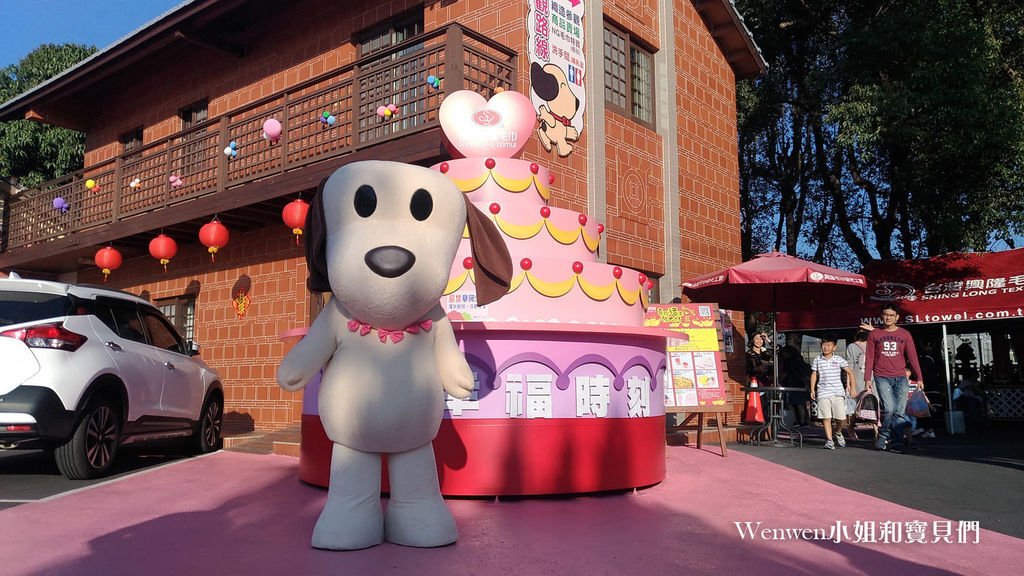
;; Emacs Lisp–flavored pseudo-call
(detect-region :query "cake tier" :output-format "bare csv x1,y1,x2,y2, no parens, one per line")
459,203,600,261
437,158,602,258
444,255,651,325
436,157,552,205
297,323,669,495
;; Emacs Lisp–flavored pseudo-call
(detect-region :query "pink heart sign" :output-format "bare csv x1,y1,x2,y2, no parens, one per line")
439,90,536,159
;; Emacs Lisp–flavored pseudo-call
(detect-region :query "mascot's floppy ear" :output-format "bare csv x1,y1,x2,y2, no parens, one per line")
531,62,558,102
463,194,512,305
305,177,331,293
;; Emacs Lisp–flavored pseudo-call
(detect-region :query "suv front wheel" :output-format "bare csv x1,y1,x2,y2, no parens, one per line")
190,394,223,454
55,399,121,479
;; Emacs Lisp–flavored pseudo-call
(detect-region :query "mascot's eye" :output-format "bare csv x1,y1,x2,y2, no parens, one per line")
354,184,377,218
410,188,433,221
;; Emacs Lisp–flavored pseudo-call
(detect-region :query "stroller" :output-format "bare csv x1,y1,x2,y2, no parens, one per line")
846,390,881,440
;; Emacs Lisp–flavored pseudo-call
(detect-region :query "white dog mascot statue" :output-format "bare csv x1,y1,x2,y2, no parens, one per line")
277,160,512,550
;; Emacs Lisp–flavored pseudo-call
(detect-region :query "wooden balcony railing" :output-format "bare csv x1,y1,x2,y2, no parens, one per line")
2,24,516,254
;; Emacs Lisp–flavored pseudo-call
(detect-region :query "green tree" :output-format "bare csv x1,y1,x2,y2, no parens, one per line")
736,0,1024,266
0,43,96,188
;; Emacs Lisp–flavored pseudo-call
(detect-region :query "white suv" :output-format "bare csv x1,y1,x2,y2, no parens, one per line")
0,277,223,479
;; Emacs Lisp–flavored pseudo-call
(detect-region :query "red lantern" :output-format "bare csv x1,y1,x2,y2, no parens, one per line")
281,199,309,245
94,246,122,282
149,234,178,272
199,218,229,262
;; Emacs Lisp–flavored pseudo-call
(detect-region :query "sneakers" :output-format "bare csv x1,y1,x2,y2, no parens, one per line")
922,430,936,439
874,435,888,451
823,440,835,450
912,427,925,436
836,434,846,448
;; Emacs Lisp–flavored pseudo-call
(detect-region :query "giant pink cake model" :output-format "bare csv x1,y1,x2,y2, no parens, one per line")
439,157,651,326
295,89,670,496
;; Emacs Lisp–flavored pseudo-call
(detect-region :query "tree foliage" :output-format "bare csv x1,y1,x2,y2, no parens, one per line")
737,0,1024,267
0,44,96,188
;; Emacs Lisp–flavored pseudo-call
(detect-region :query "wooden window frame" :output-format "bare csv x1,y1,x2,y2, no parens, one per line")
119,126,144,154
155,294,196,343
178,99,209,134
356,8,425,57
603,23,655,129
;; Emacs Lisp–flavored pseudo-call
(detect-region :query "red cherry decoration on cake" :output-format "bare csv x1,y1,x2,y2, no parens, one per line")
578,214,588,226
530,163,539,174
646,280,654,290
489,203,501,215
520,258,533,270
597,223,605,234
540,206,551,218
638,273,648,285
548,174,555,185
613,267,623,279
463,257,474,270
439,162,449,174
572,261,584,274
485,158,496,169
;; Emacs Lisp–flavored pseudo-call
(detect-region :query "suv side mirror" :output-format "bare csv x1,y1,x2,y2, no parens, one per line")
188,341,201,356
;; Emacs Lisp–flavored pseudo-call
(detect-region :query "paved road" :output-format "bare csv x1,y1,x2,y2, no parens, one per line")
0,444,191,510
732,422,1024,539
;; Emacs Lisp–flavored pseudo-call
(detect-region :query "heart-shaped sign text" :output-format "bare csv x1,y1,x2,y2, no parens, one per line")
439,90,536,159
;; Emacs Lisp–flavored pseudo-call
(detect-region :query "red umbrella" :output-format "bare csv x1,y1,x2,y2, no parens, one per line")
682,252,867,396
682,252,867,312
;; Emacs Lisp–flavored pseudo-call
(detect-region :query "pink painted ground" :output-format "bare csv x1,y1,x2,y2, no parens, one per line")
1,447,1018,575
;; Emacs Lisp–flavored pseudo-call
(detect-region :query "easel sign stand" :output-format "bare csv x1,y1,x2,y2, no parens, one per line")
645,303,730,457
671,408,728,456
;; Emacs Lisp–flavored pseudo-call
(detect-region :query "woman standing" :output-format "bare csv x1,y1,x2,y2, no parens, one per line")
746,332,773,386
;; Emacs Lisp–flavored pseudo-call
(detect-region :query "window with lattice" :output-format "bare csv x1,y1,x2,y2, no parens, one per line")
603,23,654,126
156,294,196,343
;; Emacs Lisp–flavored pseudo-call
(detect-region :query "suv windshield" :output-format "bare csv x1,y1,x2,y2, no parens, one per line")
0,291,75,327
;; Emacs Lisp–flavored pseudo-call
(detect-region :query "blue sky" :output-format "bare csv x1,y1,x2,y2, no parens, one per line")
2,0,183,67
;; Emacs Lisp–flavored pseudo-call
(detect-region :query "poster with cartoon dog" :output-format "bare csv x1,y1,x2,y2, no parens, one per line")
527,0,586,157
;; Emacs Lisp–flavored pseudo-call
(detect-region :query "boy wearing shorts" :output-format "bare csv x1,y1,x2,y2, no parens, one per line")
810,334,857,450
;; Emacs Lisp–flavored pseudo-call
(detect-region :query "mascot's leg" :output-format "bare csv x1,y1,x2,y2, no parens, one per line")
311,443,384,550
536,127,553,152
384,442,457,547
555,137,573,157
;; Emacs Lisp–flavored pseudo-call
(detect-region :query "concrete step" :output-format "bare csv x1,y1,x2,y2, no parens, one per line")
224,424,301,455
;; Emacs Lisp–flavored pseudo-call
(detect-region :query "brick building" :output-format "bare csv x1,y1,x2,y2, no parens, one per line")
0,0,763,431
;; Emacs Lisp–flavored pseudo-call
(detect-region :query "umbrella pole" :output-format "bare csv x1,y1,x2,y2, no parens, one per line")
772,315,779,388
772,286,779,388
772,315,780,439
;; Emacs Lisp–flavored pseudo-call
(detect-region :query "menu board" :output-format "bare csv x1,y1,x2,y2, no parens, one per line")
644,303,728,410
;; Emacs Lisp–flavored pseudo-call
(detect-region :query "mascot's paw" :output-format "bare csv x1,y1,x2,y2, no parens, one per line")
438,351,474,399
276,363,306,392
385,497,458,548
311,498,384,550
442,373,474,400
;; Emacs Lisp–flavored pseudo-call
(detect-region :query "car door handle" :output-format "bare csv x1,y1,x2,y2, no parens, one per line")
164,361,175,371
106,341,123,352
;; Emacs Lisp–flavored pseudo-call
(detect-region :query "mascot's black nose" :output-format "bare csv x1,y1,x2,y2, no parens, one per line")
365,246,416,278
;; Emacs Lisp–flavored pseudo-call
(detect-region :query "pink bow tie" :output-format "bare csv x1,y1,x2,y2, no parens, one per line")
347,319,432,344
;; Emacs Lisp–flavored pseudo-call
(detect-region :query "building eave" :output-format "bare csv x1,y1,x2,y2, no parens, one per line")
693,0,768,80
0,0,243,124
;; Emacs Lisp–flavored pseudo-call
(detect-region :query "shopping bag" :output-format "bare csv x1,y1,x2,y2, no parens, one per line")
845,396,857,415
906,389,931,418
